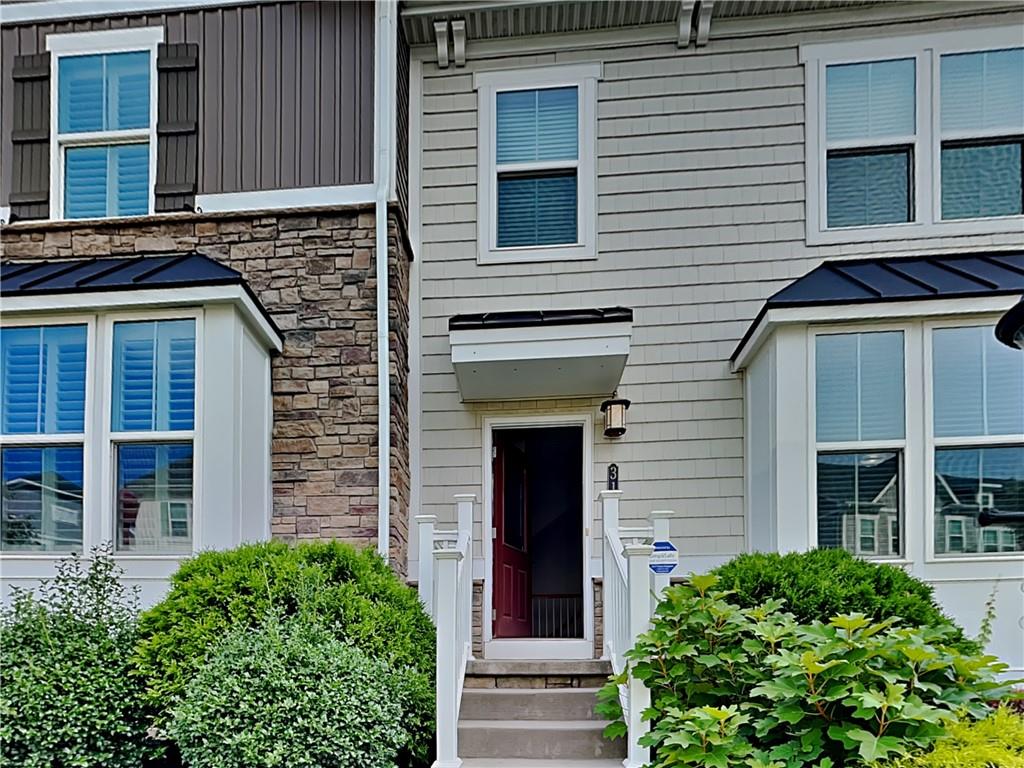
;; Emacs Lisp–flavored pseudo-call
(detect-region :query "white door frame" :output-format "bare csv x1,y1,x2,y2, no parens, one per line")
481,412,594,660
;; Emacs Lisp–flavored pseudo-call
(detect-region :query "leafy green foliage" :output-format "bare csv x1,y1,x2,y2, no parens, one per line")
599,574,1013,768
134,540,435,765
169,616,409,768
878,706,1024,768
0,545,155,768
712,549,976,652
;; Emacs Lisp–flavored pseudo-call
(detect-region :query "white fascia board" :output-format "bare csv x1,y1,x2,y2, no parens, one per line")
195,184,376,214
1,285,283,353
2,0,269,25
450,320,632,364
731,294,1021,372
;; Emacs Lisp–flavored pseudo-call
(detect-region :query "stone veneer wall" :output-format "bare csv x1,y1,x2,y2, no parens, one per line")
0,205,412,575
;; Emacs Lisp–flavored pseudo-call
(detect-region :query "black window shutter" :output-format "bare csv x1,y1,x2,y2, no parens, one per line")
10,53,51,221
155,43,199,213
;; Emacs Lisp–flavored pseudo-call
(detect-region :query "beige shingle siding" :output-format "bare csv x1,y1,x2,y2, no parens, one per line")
413,9,1023,566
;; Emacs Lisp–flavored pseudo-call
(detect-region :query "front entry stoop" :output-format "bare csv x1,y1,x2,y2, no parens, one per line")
458,660,625,765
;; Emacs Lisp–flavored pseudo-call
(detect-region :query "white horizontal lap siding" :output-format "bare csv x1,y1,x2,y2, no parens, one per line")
413,10,1022,569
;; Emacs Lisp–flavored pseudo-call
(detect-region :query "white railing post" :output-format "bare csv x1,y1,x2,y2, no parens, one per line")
415,514,437,617
433,532,463,768
454,494,476,661
454,493,475,538
623,534,654,768
650,509,674,600
599,489,622,659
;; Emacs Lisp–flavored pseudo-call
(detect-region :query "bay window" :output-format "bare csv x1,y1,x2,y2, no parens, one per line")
931,324,1024,556
814,330,905,558
1,323,88,551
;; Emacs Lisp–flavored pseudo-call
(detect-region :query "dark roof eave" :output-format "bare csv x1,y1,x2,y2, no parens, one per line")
449,306,633,331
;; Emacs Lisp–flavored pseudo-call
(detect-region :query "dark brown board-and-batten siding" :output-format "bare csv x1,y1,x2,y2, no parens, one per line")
0,0,375,207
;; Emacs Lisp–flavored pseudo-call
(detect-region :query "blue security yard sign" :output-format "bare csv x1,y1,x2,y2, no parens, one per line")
649,540,678,575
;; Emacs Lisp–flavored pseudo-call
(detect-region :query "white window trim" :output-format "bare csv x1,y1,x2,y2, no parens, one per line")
46,27,164,221
808,324,912,560
922,316,1024,563
100,309,203,558
0,309,202,560
474,63,601,265
943,515,970,554
0,314,96,555
801,26,1024,245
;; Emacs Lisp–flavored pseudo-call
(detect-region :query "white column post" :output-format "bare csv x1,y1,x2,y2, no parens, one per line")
598,489,622,661
433,534,463,768
599,489,622,536
650,509,674,599
415,514,437,617
623,535,654,768
454,493,475,539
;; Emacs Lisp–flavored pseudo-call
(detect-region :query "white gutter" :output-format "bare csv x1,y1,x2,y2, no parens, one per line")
373,0,399,562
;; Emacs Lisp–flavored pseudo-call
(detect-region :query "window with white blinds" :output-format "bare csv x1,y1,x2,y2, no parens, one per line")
0,324,87,551
495,87,579,248
111,319,196,553
803,28,1023,243
814,330,905,558
475,63,600,264
49,29,161,220
939,48,1024,221
932,325,1024,557
824,59,916,228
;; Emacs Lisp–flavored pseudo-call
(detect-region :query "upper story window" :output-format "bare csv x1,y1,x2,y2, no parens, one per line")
475,64,601,264
47,28,163,220
802,28,1023,244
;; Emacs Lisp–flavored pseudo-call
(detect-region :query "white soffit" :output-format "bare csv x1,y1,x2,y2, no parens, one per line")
449,308,632,402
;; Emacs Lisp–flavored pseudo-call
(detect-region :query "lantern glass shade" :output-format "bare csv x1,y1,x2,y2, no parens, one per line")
601,398,630,438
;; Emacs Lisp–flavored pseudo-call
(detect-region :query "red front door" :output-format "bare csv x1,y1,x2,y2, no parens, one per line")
493,435,530,638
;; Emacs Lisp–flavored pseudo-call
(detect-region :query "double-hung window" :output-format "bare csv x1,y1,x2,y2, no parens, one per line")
931,323,1023,557
814,330,905,558
475,64,600,264
48,28,163,220
1,323,88,551
803,28,1023,243
111,318,196,554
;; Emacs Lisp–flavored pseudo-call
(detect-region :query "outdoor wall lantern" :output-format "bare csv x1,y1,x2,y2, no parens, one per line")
601,397,630,438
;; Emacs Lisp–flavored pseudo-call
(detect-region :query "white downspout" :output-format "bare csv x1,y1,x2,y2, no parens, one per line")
374,0,397,562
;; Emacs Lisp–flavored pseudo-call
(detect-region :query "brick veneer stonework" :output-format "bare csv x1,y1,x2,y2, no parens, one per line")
0,204,412,575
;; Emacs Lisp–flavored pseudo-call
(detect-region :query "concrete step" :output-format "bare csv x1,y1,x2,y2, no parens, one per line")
458,719,626,761
460,687,603,721
461,760,623,768
467,659,612,676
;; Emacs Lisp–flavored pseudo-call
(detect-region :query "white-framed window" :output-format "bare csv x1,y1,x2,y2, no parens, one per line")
46,27,163,220
474,63,600,265
888,516,901,555
943,515,969,553
0,311,198,555
929,321,1024,558
0,319,91,551
813,329,906,559
802,28,1023,244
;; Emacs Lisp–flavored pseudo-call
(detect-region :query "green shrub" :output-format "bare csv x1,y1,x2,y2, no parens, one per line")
134,540,434,765
713,549,976,651
880,706,1024,768
599,574,1012,768
0,546,155,768
169,616,408,768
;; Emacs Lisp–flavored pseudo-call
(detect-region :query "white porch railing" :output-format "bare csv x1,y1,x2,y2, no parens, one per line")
417,495,475,768
601,489,669,768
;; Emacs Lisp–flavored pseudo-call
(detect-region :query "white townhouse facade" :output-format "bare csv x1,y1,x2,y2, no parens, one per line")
401,0,1024,677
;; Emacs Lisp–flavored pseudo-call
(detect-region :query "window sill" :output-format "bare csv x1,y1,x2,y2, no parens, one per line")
0,551,191,560
806,214,1024,246
924,553,1024,565
478,243,597,266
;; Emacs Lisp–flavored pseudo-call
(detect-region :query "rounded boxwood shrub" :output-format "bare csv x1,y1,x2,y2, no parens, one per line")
134,540,434,765
712,549,976,650
169,616,408,768
0,546,155,768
